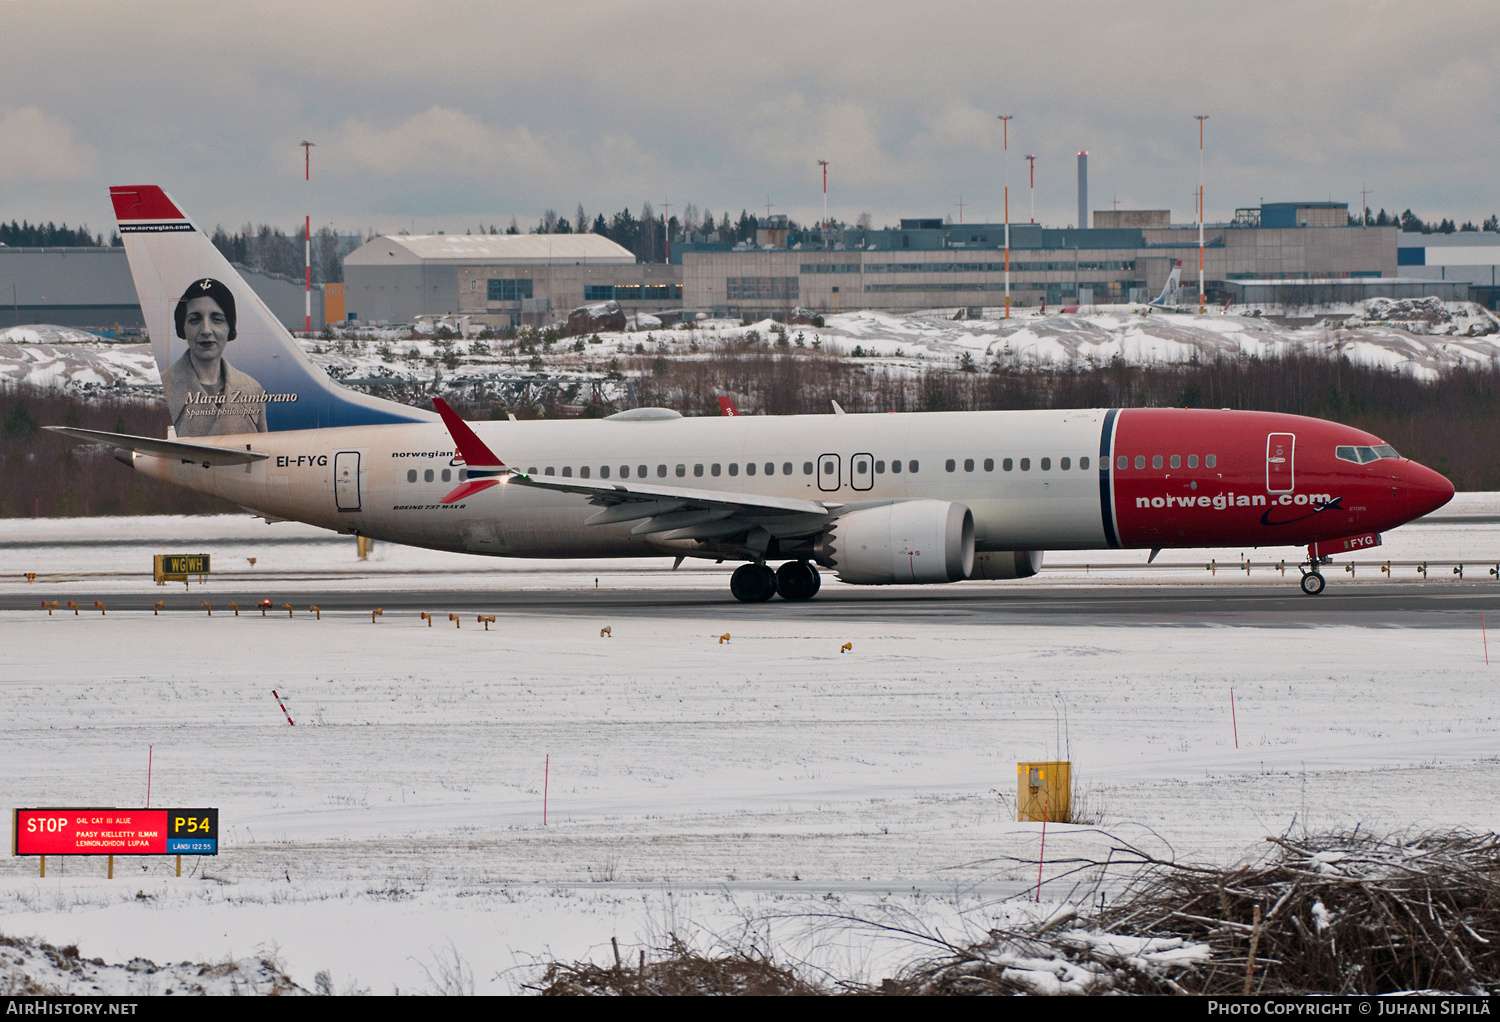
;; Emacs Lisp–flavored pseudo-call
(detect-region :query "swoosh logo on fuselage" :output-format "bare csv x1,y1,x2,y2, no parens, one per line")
1259,495,1344,527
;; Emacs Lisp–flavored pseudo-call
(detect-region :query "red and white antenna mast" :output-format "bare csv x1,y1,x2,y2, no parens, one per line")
301,141,315,334
997,115,1012,318
817,159,829,228
1195,115,1208,312
1025,154,1036,223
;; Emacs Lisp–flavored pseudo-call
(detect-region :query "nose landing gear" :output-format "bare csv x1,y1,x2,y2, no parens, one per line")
1298,555,1331,595
729,561,821,603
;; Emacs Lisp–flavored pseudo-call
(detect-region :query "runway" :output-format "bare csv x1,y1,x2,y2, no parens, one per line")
7,578,1500,624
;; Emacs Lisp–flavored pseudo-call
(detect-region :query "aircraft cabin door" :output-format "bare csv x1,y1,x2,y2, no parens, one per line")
1266,433,1294,493
850,452,874,491
335,451,362,511
818,453,841,492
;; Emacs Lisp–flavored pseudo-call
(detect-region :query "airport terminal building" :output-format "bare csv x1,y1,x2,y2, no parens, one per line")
680,211,1398,318
341,201,1419,325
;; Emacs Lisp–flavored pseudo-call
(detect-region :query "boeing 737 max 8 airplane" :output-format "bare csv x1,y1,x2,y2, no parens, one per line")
46,186,1455,601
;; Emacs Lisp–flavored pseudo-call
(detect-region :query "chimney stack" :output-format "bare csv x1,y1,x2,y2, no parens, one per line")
1077,151,1089,230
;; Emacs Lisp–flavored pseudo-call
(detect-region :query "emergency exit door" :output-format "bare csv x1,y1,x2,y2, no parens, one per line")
818,453,841,491
1266,433,1294,493
335,451,362,511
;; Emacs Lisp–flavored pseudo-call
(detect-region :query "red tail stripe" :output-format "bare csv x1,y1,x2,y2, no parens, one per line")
109,185,185,222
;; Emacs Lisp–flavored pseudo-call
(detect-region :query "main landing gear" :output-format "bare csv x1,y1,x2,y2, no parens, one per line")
730,561,822,603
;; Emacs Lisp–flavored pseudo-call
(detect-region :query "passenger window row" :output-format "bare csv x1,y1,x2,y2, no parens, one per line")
1115,454,1217,470
405,468,455,483
525,461,812,480
943,456,1090,473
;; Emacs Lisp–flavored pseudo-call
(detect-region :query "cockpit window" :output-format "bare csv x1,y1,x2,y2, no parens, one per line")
1336,444,1400,464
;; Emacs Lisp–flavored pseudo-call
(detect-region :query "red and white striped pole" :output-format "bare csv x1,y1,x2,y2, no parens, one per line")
817,160,829,228
301,141,314,335
273,689,295,726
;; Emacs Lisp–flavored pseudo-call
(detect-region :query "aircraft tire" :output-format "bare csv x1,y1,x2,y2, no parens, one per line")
731,563,777,603
1300,571,1326,596
775,561,821,601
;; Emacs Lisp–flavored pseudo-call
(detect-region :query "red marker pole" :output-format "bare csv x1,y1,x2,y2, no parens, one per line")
1231,687,1239,749
301,141,315,335
1035,797,1049,902
543,754,549,826
273,689,295,726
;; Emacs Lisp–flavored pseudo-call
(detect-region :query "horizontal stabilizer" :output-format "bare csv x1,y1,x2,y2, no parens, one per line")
44,426,269,466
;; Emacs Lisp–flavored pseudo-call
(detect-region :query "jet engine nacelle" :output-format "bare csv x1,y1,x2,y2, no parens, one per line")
816,500,974,585
971,550,1045,580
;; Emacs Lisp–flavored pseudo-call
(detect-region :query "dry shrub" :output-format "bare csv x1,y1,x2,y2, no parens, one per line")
532,938,822,996
1097,828,1500,995
536,829,1500,996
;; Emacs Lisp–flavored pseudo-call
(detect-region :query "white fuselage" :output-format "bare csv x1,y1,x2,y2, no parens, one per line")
136,409,1113,557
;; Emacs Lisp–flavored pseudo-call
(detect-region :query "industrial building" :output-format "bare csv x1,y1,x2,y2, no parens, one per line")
1397,231,1500,309
677,207,1398,317
0,245,327,331
343,233,652,326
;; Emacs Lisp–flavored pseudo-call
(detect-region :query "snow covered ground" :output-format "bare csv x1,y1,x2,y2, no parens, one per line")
2,508,1500,993
4,300,1498,404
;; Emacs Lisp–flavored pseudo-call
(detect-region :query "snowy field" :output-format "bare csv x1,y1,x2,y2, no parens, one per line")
4,299,1498,403
2,508,1500,993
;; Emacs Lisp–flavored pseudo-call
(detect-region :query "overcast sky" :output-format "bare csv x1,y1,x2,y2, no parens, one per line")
2,1,1496,238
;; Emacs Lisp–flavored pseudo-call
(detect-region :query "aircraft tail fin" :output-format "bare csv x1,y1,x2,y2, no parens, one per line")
109,185,431,436
1150,259,1183,307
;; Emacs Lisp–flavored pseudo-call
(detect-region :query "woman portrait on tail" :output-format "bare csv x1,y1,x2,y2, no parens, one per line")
163,277,268,436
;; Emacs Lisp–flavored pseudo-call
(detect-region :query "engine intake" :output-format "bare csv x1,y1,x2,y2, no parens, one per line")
815,500,974,585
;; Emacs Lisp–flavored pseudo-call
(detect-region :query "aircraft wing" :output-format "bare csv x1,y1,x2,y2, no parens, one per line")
44,426,269,466
430,395,874,543
507,471,845,541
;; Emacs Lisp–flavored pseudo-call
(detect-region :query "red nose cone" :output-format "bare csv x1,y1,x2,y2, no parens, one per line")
1403,460,1455,520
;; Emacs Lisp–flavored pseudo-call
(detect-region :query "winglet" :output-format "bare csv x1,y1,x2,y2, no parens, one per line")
718,396,738,416
432,397,504,468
